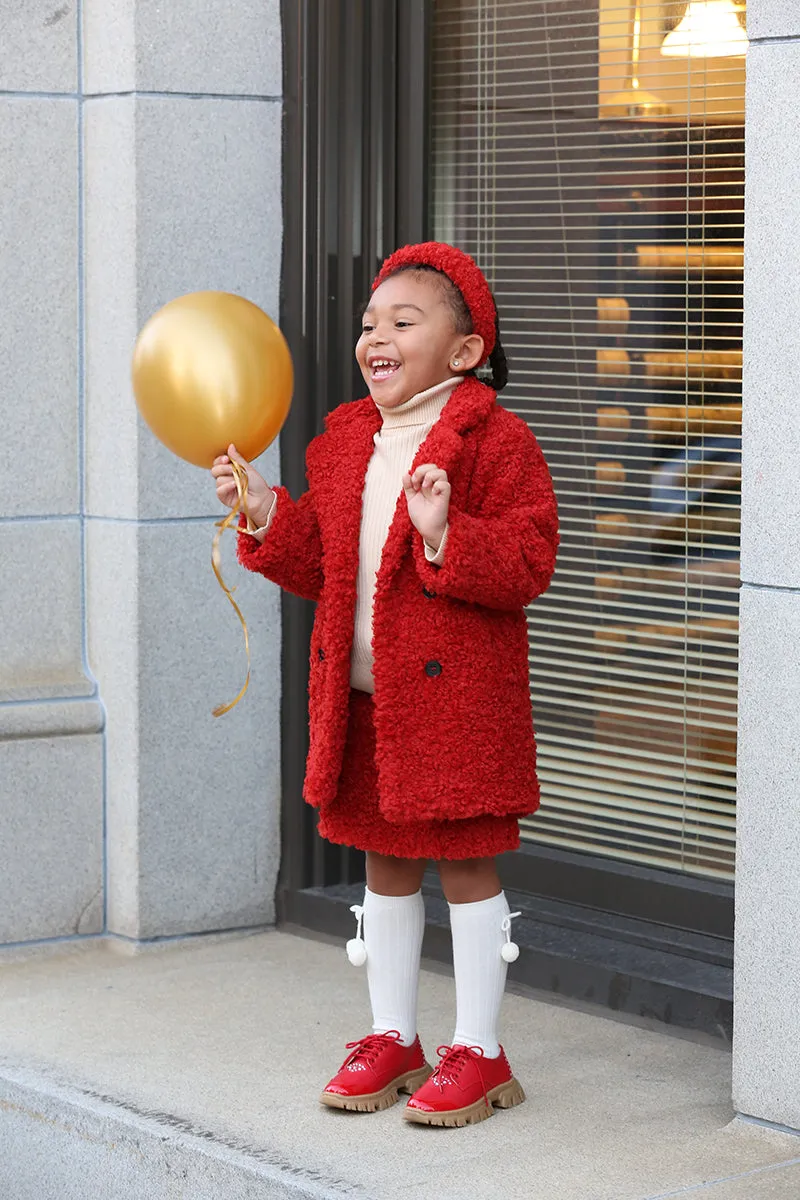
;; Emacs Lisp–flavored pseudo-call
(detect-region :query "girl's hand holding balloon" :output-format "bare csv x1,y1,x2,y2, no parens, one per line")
211,444,276,532
131,290,293,717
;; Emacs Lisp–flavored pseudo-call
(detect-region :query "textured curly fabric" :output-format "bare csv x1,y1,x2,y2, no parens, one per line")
372,242,497,362
317,691,520,859
237,375,559,825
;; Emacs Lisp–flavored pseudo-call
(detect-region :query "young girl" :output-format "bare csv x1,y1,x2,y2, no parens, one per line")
212,242,558,1127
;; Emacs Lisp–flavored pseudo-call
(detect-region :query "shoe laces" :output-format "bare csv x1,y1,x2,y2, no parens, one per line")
432,1044,489,1106
342,1030,402,1069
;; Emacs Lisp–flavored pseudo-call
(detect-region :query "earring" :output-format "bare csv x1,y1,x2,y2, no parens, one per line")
451,358,461,368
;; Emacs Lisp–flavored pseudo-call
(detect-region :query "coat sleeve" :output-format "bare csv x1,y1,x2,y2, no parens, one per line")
412,416,559,611
236,484,323,602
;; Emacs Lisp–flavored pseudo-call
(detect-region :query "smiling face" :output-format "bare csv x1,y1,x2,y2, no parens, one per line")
355,271,484,408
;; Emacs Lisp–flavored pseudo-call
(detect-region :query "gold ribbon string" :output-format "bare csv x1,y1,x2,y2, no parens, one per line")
211,458,252,717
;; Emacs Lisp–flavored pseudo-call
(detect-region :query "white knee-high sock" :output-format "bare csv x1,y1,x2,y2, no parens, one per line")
449,891,511,1058
361,887,425,1047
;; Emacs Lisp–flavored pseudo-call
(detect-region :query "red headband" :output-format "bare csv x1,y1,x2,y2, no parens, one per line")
372,241,496,363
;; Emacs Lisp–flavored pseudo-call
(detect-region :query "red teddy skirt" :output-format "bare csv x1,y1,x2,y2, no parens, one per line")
316,689,520,861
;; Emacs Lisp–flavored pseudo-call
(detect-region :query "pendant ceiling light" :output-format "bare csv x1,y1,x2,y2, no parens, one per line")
661,1,748,58
601,1,671,119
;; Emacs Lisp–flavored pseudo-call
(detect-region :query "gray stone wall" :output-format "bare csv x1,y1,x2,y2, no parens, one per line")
0,1,284,946
734,0,800,1130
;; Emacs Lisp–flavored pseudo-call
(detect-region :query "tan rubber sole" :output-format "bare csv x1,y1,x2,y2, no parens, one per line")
403,1077,526,1127
320,1063,433,1113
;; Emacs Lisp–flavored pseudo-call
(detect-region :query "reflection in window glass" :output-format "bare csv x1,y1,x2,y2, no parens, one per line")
431,0,746,879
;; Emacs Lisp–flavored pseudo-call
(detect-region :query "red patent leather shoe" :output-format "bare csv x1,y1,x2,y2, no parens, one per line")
320,1030,432,1112
404,1043,525,1126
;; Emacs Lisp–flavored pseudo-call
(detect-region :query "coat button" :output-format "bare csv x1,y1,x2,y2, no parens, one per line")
318,647,325,661
424,660,442,678
422,586,437,599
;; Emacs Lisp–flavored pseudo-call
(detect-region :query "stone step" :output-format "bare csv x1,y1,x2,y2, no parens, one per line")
1,930,799,1200
0,1064,340,1200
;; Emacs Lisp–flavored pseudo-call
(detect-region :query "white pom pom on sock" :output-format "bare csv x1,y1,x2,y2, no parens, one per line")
501,910,522,962
345,904,367,966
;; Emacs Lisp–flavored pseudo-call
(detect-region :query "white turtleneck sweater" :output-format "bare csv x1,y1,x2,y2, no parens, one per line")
349,377,458,693
244,377,459,695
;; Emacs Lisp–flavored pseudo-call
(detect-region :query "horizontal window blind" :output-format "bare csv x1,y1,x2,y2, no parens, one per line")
431,0,745,880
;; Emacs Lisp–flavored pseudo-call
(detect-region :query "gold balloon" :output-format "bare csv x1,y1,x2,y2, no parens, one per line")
131,291,293,467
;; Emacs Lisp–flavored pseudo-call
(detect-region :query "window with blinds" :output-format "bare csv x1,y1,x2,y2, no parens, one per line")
430,0,745,880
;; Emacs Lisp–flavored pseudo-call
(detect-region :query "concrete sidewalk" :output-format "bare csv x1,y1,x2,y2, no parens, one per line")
0,929,798,1200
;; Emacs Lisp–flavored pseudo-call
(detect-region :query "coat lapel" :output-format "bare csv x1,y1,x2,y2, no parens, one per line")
377,377,497,585
314,397,381,583
315,379,497,592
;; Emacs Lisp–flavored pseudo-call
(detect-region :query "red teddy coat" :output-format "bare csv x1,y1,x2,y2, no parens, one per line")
237,376,559,826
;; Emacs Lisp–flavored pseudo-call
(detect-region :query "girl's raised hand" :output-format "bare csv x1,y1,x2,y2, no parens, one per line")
211,444,275,529
402,463,451,550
